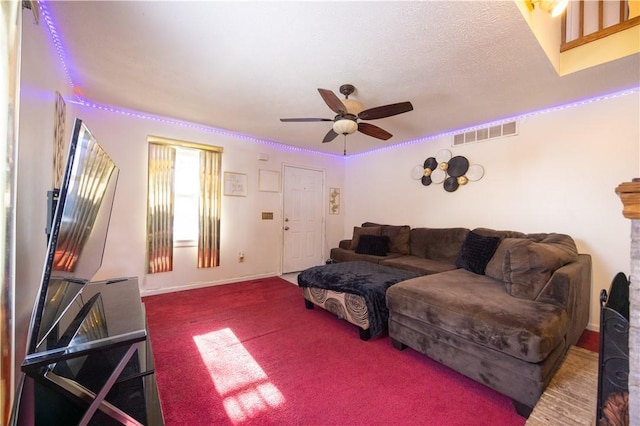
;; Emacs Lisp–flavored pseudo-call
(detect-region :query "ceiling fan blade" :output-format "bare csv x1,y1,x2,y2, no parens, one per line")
322,128,339,143
358,101,413,120
280,118,333,122
318,88,347,114
358,122,392,140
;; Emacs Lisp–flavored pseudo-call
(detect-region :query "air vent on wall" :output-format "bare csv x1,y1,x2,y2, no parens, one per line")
453,120,518,146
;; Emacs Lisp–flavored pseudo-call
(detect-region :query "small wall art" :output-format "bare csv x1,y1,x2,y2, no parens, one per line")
53,91,66,188
223,172,248,196
258,169,280,192
329,187,340,215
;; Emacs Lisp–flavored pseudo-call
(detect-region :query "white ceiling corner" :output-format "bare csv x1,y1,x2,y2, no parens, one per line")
45,1,640,156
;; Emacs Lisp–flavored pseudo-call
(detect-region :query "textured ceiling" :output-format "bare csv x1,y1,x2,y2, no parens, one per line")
45,1,639,156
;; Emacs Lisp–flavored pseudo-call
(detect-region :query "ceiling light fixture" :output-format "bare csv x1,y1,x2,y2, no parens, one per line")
524,0,569,17
332,118,358,135
332,119,358,156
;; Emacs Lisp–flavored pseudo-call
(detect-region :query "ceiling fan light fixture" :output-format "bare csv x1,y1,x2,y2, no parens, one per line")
525,0,569,17
280,84,413,147
342,98,363,116
333,119,358,135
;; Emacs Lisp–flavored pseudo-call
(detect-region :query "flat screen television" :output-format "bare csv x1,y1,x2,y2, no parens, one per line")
26,118,119,355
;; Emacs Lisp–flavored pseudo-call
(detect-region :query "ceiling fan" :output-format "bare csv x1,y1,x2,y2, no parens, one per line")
280,84,413,148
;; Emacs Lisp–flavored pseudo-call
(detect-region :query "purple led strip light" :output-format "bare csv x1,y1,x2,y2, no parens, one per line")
67,99,341,157
38,0,344,157
38,1,81,100
39,0,638,158
347,86,639,159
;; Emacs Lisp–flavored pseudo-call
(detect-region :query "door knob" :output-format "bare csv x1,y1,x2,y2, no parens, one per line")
285,218,289,222
284,226,290,231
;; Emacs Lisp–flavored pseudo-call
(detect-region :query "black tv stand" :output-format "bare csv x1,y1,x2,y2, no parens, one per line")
11,278,163,425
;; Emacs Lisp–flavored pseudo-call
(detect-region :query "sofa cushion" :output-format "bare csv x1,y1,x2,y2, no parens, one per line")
338,239,351,249
385,269,568,363
381,226,411,255
361,222,411,255
355,235,390,256
472,227,527,239
380,255,457,275
409,227,470,263
330,247,403,264
455,231,500,275
503,234,579,301
349,226,382,250
361,222,381,227
485,238,528,282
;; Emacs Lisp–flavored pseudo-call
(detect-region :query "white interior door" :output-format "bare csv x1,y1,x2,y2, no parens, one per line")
282,166,324,273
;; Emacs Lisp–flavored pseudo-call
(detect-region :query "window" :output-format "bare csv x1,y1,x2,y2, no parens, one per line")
173,147,200,245
146,136,223,273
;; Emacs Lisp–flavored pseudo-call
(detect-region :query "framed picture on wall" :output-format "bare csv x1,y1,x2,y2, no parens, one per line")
53,91,66,188
329,187,340,215
223,172,248,196
258,169,280,192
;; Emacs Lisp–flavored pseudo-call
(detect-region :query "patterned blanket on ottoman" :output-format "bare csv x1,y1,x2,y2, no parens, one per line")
297,261,420,338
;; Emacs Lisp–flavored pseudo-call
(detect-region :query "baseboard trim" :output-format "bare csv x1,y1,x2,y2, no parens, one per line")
140,273,278,297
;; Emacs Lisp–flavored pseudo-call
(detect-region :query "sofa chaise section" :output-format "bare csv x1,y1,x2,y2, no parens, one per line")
385,231,591,416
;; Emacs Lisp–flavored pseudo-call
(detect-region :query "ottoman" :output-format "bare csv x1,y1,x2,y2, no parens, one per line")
297,261,419,340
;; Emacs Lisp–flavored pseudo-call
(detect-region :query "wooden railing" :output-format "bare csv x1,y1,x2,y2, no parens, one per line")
561,0,640,51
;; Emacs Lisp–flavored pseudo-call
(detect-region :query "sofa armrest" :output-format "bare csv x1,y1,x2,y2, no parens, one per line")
536,254,591,346
339,239,352,249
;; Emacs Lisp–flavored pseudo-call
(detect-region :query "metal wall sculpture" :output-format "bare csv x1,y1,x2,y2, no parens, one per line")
412,149,484,192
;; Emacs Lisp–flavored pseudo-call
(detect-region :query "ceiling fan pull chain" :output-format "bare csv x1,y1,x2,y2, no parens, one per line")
343,134,347,156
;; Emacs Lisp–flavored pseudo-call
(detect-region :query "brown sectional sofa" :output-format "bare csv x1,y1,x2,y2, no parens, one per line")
329,223,591,417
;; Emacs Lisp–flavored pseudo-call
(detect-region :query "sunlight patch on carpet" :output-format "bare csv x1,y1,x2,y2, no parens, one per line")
194,328,285,423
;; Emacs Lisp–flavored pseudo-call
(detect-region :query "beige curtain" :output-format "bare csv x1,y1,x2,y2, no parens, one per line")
2,2,20,422
147,143,176,273
198,150,221,268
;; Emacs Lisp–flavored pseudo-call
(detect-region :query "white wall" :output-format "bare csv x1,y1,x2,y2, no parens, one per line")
64,104,346,295
343,91,640,330
15,12,71,379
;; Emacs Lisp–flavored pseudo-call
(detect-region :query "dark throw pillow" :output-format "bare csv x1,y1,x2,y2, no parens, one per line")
349,226,382,250
455,231,501,275
355,235,391,256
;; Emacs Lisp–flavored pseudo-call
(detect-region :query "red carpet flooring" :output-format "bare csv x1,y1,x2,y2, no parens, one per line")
143,277,595,426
